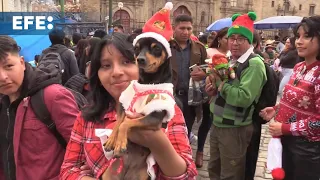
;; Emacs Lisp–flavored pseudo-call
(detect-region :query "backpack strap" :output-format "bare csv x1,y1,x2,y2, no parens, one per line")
235,53,262,122
56,47,69,56
40,46,69,60
235,53,259,80
30,89,67,148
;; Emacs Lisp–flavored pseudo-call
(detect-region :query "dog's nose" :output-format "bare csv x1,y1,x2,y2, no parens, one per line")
137,58,146,65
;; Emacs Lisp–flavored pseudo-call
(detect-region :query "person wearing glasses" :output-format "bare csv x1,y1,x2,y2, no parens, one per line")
205,12,267,179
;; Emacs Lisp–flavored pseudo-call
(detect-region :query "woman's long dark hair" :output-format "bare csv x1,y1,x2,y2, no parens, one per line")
288,37,296,50
75,39,89,67
79,37,101,74
209,27,228,48
253,30,261,49
294,15,320,60
81,32,135,122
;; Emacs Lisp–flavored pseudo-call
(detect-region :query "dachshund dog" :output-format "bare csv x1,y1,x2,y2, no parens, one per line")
102,37,173,180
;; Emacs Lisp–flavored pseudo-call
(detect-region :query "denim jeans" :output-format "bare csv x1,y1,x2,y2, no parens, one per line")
279,68,293,97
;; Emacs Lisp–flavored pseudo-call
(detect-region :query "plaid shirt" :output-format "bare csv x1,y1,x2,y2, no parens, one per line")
60,105,197,180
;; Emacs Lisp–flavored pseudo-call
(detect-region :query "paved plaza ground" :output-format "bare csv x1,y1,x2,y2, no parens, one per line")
191,123,272,180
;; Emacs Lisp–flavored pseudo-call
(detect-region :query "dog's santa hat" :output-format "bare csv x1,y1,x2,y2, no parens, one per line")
133,2,173,58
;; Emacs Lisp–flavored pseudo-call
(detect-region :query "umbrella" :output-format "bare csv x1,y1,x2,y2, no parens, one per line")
254,16,303,29
206,18,232,32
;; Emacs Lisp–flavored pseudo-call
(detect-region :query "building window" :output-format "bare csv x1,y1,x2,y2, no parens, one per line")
200,11,205,23
272,1,274,7
309,5,315,16
299,4,302,10
230,0,237,7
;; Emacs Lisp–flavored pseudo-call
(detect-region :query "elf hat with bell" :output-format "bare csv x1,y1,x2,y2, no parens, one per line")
133,2,173,57
227,12,257,44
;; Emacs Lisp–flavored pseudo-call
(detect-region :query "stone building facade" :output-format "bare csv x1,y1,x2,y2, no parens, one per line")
1,0,319,34
94,0,319,34
255,0,319,20
96,0,255,34
1,0,32,12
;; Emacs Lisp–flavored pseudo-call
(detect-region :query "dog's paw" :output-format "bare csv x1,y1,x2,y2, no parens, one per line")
103,143,113,152
113,138,128,157
104,138,116,151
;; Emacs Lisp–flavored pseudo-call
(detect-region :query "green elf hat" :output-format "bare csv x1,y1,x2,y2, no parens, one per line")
227,12,257,44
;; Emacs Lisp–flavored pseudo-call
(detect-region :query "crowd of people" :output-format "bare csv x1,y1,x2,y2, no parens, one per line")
0,7,319,180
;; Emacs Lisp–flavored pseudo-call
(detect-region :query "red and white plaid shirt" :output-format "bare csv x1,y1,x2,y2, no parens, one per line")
60,105,197,180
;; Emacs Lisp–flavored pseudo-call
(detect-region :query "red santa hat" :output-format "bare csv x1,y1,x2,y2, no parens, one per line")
133,2,173,57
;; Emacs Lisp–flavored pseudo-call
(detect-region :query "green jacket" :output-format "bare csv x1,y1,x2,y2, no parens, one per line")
210,55,267,127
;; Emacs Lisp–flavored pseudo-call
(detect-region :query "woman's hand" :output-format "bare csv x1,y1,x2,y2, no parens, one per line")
80,164,93,176
191,66,206,81
269,121,283,136
259,107,276,121
128,129,164,149
123,114,188,177
125,113,164,149
79,163,95,180
211,69,222,83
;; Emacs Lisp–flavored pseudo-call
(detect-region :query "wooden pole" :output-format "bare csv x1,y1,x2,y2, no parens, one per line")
109,0,112,26
60,0,65,22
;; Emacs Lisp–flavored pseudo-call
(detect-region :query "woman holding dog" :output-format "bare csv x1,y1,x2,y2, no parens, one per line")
60,33,197,180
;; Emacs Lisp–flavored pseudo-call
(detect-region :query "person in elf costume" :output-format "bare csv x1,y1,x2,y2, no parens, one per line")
206,11,269,180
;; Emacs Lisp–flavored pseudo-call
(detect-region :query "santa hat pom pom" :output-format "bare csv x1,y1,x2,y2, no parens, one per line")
271,168,285,180
164,2,173,10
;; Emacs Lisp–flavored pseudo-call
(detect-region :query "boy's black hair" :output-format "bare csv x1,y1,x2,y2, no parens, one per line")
72,32,83,45
199,34,208,44
0,36,20,61
114,24,124,30
93,30,107,39
34,55,40,63
49,28,65,45
174,14,193,24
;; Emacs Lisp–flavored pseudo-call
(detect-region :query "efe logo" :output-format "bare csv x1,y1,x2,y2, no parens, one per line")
12,16,53,30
